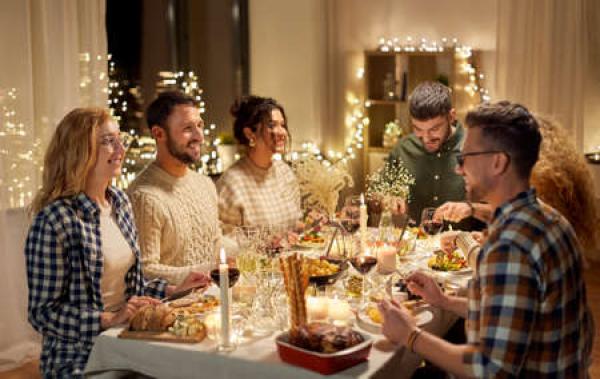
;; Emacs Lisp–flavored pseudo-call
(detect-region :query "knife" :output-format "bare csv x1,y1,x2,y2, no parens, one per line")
161,284,206,303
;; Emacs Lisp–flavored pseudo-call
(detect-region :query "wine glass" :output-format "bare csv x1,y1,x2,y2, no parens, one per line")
421,207,444,249
210,267,241,288
234,226,260,283
349,254,378,308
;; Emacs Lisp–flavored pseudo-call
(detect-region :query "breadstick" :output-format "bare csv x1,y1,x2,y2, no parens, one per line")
290,254,302,329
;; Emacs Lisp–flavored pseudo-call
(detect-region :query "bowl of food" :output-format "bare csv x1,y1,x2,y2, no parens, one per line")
307,257,348,287
275,322,372,375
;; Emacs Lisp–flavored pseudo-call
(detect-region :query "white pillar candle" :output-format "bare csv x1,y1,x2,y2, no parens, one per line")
307,296,328,321
328,298,352,325
219,248,230,346
377,244,396,274
359,193,368,254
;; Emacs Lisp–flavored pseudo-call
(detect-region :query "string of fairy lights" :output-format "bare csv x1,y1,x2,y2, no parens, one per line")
376,36,490,102
0,88,43,208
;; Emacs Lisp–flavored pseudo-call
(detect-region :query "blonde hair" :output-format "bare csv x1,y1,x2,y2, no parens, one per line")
531,116,600,259
30,108,111,214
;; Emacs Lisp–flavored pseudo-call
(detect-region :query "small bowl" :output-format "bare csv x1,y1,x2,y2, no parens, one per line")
275,330,372,375
309,257,348,287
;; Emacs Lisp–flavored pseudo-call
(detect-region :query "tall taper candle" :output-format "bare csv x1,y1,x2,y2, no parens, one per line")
360,194,368,254
219,248,230,347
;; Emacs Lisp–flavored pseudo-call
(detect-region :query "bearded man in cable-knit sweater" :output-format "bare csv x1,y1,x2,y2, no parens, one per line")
128,91,220,285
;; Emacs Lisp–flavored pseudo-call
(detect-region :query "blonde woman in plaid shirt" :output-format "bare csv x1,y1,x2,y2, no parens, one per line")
25,108,209,378
217,96,302,233
378,102,593,378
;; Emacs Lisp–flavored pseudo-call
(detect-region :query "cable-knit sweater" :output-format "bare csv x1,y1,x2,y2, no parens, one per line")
127,162,220,285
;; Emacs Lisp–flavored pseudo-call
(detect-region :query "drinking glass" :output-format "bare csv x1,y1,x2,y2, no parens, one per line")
421,207,444,249
349,254,378,308
234,226,262,283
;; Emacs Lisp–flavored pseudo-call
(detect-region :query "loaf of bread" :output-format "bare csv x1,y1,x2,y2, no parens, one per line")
129,304,179,332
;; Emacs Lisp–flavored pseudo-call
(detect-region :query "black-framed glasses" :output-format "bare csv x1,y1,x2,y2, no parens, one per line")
456,150,506,167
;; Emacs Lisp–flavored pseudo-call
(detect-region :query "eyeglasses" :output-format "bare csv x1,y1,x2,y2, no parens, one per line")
455,150,506,167
99,133,132,150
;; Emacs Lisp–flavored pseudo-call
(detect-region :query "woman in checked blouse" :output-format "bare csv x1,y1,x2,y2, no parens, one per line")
25,108,208,378
216,96,302,233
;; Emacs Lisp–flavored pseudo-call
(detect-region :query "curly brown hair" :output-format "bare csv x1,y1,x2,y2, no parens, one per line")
531,116,599,260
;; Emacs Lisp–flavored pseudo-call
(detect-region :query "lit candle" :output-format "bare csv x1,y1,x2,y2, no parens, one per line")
377,244,396,274
359,194,368,254
307,296,328,321
219,248,230,347
328,297,352,326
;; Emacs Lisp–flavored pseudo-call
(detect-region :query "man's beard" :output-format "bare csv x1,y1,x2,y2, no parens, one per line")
421,119,452,152
166,135,199,165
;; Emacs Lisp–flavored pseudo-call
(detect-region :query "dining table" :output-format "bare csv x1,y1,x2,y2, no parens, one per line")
85,234,470,379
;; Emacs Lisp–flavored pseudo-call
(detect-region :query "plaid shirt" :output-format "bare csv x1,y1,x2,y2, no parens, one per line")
464,189,593,378
216,157,302,233
25,187,166,378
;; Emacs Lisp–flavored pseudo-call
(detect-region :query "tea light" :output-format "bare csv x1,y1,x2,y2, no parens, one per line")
377,244,396,274
328,298,353,325
307,296,329,321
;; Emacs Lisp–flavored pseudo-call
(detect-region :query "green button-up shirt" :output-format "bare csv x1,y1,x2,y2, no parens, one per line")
388,122,466,224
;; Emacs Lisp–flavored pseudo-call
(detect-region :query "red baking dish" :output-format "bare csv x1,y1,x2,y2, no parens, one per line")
275,331,373,375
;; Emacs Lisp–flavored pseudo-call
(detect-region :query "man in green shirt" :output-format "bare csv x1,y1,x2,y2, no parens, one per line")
388,81,487,228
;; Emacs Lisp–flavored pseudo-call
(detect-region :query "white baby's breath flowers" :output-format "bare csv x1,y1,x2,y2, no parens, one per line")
292,156,354,215
366,158,414,202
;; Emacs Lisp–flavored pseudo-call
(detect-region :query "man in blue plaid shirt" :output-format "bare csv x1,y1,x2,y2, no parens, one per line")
378,101,593,377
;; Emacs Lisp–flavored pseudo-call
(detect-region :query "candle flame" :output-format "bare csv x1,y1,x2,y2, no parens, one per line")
360,193,365,205
220,248,227,264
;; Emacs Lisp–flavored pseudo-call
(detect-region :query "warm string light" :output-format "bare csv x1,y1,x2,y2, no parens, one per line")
79,53,110,107
283,80,366,168
377,36,490,103
0,88,43,208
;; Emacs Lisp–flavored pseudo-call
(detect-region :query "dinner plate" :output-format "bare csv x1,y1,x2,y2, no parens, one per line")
293,240,326,249
429,266,473,275
356,308,433,335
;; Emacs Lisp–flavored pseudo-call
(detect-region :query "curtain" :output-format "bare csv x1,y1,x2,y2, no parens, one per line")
494,0,600,152
0,0,107,371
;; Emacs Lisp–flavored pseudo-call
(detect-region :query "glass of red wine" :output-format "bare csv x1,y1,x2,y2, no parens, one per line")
349,255,378,307
210,268,241,288
421,207,444,249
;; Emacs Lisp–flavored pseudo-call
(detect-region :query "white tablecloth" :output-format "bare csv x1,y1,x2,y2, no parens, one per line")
85,307,457,379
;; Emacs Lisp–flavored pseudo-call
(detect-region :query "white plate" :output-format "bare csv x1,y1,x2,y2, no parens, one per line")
430,266,473,275
356,308,433,335
293,240,326,250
